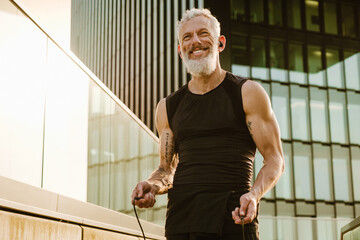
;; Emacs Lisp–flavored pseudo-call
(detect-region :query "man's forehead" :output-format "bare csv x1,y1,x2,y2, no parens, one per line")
179,16,212,34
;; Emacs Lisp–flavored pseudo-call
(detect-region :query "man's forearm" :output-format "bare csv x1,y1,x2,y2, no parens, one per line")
250,159,284,201
146,167,174,194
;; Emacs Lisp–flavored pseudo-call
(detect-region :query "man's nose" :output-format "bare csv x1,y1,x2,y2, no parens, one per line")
190,33,201,45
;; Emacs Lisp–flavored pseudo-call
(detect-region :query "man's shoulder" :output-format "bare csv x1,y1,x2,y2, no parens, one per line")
225,71,250,86
166,84,188,102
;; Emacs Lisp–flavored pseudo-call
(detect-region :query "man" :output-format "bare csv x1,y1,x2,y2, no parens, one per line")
132,8,284,240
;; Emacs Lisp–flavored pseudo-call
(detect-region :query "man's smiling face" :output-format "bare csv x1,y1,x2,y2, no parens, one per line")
178,16,219,76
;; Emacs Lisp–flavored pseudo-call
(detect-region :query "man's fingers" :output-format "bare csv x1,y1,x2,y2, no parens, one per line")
239,197,249,217
232,207,241,221
136,192,156,208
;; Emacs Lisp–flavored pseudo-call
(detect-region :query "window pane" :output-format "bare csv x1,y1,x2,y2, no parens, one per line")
313,144,333,201
270,41,287,82
324,2,338,34
308,45,325,86
230,0,246,21
251,39,269,80
342,5,356,37
287,0,301,29
250,0,264,23
269,0,282,26
272,83,291,140
310,87,329,142
351,146,360,201
347,92,360,144
291,85,310,141
232,35,250,77
332,145,352,201
289,44,306,84
276,143,293,199
306,0,320,32
294,142,314,200
344,51,360,91
326,49,343,88
329,90,348,144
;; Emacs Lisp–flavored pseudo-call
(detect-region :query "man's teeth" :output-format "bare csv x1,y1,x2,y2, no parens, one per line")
193,49,204,53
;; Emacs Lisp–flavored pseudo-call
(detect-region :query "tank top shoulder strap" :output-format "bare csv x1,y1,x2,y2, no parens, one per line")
222,72,249,122
166,84,188,130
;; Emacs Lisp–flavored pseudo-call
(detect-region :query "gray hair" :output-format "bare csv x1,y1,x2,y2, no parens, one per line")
177,8,221,42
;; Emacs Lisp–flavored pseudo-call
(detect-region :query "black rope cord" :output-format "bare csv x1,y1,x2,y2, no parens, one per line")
133,198,146,240
241,217,245,240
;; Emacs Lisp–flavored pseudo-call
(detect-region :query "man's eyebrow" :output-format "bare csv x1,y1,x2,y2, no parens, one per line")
182,28,209,37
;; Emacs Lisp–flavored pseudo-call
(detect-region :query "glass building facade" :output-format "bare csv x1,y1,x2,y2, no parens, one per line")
70,0,360,239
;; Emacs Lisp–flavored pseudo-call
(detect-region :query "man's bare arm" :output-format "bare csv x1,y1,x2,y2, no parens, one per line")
146,100,178,194
232,80,284,224
132,98,177,207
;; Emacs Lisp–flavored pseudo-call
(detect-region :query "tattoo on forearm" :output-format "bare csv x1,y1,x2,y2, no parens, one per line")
164,132,174,163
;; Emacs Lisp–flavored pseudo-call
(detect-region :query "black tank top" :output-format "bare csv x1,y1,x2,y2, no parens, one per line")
166,72,256,190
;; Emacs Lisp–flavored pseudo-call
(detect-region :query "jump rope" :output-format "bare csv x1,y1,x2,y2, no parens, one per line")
133,197,246,240
133,197,146,240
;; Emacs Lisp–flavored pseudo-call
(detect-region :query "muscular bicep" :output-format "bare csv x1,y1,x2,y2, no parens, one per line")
242,81,283,162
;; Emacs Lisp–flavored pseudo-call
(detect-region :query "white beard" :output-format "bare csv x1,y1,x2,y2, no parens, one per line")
182,46,217,77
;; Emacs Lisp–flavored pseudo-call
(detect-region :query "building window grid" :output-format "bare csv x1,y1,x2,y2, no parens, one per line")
232,0,360,38
237,34,359,218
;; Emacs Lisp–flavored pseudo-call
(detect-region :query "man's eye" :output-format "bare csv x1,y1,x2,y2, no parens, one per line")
200,31,209,35
183,35,190,40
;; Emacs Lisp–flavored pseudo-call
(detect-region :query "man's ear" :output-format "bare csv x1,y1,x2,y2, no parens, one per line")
178,45,182,59
218,35,226,52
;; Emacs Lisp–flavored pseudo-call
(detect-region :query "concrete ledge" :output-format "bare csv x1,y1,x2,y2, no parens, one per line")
82,226,139,240
0,176,165,239
0,210,82,240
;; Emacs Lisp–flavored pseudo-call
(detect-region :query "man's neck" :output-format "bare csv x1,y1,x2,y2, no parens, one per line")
188,66,226,95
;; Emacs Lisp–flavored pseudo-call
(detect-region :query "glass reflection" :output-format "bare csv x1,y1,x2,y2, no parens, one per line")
341,5,356,37
310,87,329,142
326,49,343,88
313,144,333,201
287,0,301,29
231,35,250,77
275,143,293,199
270,41,287,82
230,0,245,21
332,145,352,201
347,92,360,144
271,83,291,139
329,90,348,144
268,0,282,26
289,44,306,84
251,39,268,80
294,142,314,200
297,219,314,240
250,0,264,23
277,218,296,239
324,2,338,34
344,51,360,91
351,147,360,201
291,85,310,141
306,0,320,32
308,45,325,86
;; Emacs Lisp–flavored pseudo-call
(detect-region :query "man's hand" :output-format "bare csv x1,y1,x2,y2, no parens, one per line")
232,192,257,224
131,181,157,208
